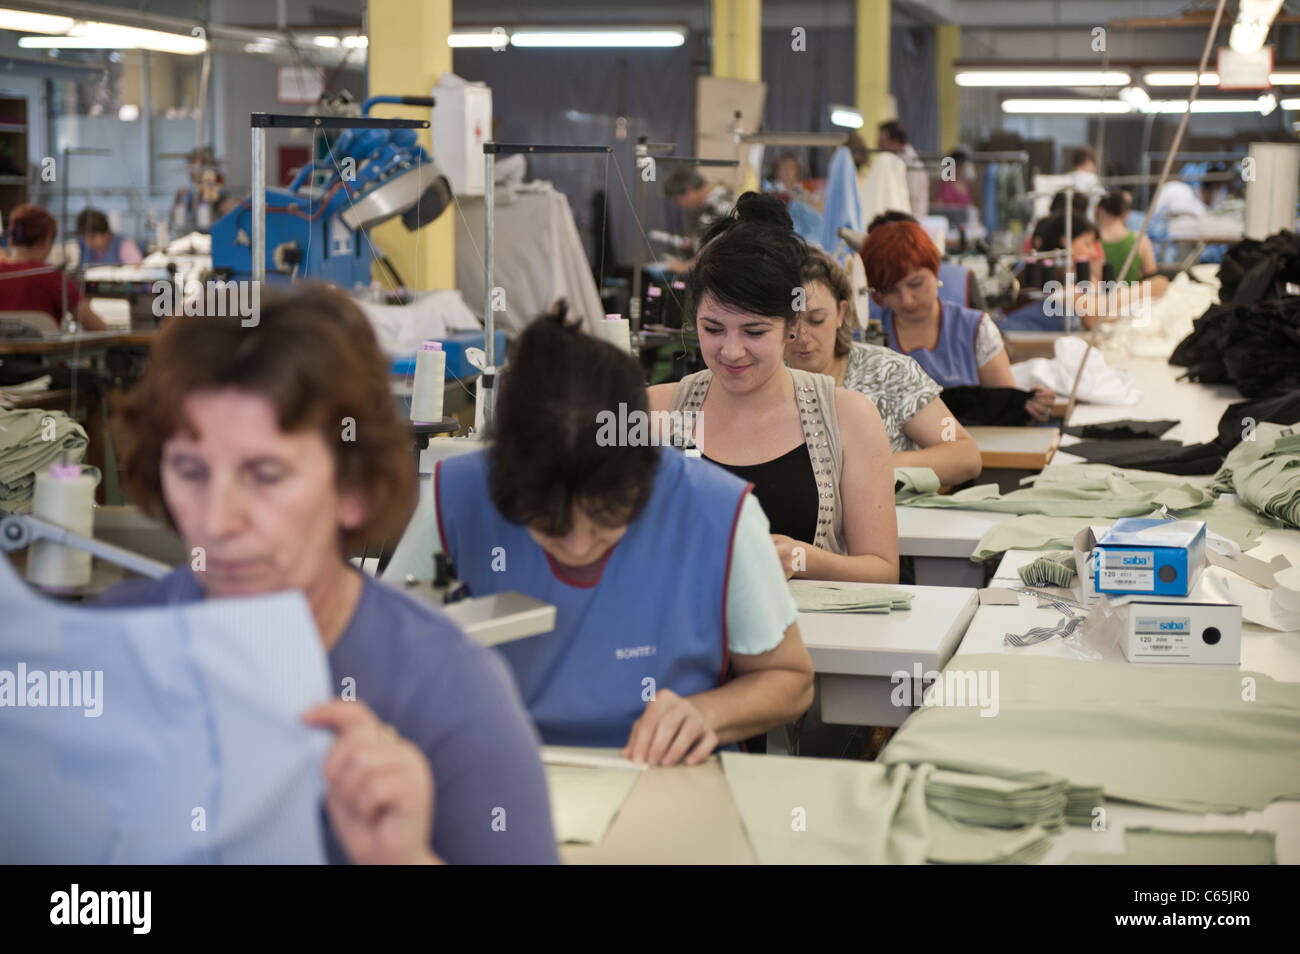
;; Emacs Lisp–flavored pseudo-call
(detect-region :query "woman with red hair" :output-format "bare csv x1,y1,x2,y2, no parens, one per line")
0,204,106,331
862,220,1053,420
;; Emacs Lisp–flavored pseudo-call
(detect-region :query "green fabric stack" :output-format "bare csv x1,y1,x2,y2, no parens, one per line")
1212,423,1300,530
789,581,914,614
882,653,1300,816
896,464,1215,518
0,409,88,514
1065,827,1277,865
926,768,1069,831
1017,551,1077,588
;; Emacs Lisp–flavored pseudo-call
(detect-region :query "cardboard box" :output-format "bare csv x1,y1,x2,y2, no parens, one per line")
1093,518,1207,597
1109,592,1242,665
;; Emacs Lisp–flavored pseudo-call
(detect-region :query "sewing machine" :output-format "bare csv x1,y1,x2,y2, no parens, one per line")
211,97,453,287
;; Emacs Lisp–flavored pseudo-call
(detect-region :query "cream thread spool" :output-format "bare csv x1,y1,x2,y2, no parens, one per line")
598,314,632,354
410,340,446,424
27,463,98,590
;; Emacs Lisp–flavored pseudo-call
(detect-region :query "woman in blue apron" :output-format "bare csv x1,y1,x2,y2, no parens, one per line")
863,218,1055,421
75,208,143,265
386,306,814,766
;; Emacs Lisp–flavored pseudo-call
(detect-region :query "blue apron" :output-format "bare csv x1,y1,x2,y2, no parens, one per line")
437,446,750,747
77,233,127,266
880,298,984,388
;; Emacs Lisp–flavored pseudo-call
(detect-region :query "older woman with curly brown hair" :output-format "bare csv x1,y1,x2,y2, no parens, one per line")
97,284,557,865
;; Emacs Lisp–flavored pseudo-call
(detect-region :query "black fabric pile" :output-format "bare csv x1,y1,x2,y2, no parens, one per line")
1061,390,1300,474
940,386,1034,426
1169,231,1300,397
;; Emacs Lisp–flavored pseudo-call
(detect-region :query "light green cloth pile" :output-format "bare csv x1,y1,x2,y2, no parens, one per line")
1017,551,1077,587
927,768,1069,831
789,581,915,614
0,409,88,514
896,464,1215,518
881,653,1300,815
969,496,1283,562
719,753,1052,865
1212,423,1300,530
894,466,941,495
1065,827,1276,865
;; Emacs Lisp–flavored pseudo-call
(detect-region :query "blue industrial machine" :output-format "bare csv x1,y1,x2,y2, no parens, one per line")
211,96,451,287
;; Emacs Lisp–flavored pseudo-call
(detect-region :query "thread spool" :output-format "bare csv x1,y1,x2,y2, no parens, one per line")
598,314,632,354
410,340,446,424
27,464,98,590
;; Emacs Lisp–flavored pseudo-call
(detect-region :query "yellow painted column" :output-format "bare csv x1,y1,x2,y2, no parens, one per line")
855,0,891,141
935,23,960,155
368,0,452,290
711,0,761,82
711,0,762,192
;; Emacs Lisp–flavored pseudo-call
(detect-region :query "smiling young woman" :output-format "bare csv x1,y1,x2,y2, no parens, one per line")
647,192,899,585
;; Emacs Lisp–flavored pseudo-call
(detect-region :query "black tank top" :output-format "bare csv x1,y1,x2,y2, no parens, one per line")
704,444,818,543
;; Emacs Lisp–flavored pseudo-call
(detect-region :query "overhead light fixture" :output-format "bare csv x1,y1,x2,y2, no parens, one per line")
1142,96,1277,114
1001,99,1132,114
448,31,508,48
1230,0,1284,54
510,29,686,48
244,38,277,54
0,8,74,32
313,35,340,48
118,104,139,121
1282,97,1300,109
1271,72,1300,84
957,70,1131,87
1144,71,1221,86
1119,86,1151,110
829,105,863,129
341,35,368,49
18,22,207,54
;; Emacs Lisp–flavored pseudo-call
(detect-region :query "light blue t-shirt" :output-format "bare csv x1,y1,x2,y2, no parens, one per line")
98,568,559,865
384,475,799,656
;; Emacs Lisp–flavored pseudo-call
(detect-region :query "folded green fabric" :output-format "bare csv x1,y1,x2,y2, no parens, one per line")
720,753,1057,865
897,464,1215,519
881,653,1300,815
789,581,915,614
1017,551,1077,588
894,467,941,495
1212,423,1300,529
1065,827,1277,865
0,409,88,514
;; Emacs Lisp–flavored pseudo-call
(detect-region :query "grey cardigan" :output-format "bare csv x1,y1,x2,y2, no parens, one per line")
670,366,847,555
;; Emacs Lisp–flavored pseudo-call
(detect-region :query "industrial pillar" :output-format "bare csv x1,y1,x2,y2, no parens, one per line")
368,0,453,290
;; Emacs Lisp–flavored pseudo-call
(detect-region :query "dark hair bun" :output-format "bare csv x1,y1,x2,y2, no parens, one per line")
733,191,793,230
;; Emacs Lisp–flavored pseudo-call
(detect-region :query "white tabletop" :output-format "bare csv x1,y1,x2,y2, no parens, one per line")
797,583,977,677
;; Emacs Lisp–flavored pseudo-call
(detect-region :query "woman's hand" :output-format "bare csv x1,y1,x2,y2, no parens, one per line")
770,534,808,579
1025,386,1055,422
623,688,719,766
302,699,440,865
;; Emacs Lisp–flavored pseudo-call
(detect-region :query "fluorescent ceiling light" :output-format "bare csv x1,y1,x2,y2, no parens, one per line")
510,29,686,48
448,31,507,48
830,106,863,129
957,70,1130,87
20,36,138,49
1143,97,1275,114
313,35,340,48
1001,99,1132,114
0,9,74,32
1145,71,1220,86
1230,0,1283,54
1282,97,1300,109
341,35,368,49
1119,86,1151,109
118,104,139,121
1271,72,1300,84
17,22,206,54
